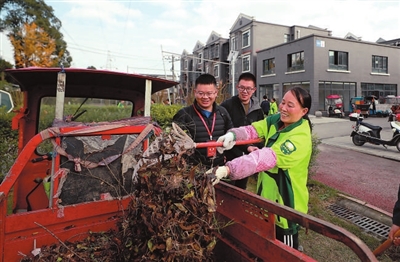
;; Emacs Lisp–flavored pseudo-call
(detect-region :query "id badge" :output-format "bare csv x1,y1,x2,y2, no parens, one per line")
207,140,217,158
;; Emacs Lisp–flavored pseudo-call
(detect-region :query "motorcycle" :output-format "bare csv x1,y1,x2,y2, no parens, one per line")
350,112,400,151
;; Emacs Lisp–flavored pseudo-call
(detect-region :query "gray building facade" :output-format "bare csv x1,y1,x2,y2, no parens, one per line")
257,35,400,114
228,14,331,96
179,13,400,114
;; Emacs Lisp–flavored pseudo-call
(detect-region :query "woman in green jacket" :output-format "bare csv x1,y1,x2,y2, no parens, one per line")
269,98,278,114
208,86,312,250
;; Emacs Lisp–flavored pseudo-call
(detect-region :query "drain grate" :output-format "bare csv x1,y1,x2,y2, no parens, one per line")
328,203,390,239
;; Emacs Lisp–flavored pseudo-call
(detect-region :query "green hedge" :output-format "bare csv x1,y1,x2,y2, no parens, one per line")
0,108,18,181
150,103,182,128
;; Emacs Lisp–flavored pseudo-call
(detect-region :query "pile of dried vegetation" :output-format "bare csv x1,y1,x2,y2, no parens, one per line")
22,132,220,262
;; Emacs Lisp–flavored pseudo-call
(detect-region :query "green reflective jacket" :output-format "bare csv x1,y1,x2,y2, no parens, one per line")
252,113,312,235
269,101,278,115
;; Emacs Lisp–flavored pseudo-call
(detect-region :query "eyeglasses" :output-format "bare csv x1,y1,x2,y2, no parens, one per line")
195,91,217,97
237,85,255,92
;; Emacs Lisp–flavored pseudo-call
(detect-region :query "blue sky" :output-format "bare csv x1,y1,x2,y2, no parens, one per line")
1,0,399,76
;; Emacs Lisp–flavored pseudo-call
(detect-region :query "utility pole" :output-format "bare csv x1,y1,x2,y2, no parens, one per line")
227,50,239,96
162,51,180,104
161,45,167,80
163,50,230,98
171,55,176,103
106,51,115,70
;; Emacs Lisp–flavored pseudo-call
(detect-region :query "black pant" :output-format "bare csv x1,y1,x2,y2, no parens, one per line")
276,232,299,249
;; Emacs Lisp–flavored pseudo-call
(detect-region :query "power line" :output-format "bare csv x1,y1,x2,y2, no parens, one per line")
67,44,163,62
162,50,230,65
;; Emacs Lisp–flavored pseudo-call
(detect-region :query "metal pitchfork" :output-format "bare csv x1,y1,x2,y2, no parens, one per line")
132,123,263,180
170,122,263,151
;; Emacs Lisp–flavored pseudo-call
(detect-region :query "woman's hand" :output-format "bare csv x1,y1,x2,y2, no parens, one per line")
247,146,259,153
206,166,230,186
389,224,400,246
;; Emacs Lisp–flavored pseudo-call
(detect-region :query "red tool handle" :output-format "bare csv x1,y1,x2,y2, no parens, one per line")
373,229,400,256
195,138,263,148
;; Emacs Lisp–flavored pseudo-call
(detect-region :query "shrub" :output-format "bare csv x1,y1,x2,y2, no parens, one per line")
0,108,18,182
309,132,321,179
150,103,182,128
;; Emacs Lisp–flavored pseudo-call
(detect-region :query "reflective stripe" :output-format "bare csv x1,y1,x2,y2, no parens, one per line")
284,234,293,248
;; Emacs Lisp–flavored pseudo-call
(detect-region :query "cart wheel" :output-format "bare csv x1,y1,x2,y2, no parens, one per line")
396,139,400,152
352,134,366,146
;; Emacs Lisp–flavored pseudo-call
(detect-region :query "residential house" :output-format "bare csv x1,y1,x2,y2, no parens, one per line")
256,34,400,114
228,13,331,96
180,41,204,96
202,31,229,89
179,13,399,115
180,33,230,95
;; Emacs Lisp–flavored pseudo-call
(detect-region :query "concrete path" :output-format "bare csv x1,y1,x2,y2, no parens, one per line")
309,115,399,223
310,115,400,162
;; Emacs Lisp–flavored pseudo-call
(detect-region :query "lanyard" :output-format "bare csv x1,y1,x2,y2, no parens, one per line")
193,105,216,140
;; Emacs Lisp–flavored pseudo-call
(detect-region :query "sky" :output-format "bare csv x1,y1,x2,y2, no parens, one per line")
1,0,400,77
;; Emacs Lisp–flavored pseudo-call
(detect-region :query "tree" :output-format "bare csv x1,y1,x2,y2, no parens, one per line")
0,58,13,81
10,22,57,68
0,0,72,67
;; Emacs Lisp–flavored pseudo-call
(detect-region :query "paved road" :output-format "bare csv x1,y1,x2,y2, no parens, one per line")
311,116,400,161
309,115,399,214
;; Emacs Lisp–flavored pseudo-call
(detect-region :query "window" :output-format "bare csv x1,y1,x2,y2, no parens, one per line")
361,83,396,98
213,44,219,59
318,81,356,111
209,44,219,59
287,51,304,72
214,65,219,77
184,59,188,70
242,30,250,48
372,55,388,74
329,50,348,70
231,36,237,51
197,53,203,70
242,55,250,72
284,34,290,43
262,58,275,75
209,46,214,59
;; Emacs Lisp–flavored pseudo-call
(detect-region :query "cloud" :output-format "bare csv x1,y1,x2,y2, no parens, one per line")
1,0,399,74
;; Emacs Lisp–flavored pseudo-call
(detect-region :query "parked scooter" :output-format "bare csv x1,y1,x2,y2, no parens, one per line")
350,112,400,151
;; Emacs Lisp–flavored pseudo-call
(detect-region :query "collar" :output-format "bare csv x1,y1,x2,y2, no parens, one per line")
276,115,305,133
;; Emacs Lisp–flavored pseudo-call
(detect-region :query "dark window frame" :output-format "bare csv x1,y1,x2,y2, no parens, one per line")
242,30,250,48
287,51,304,72
372,55,388,73
262,58,275,75
242,55,250,72
329,50,348,70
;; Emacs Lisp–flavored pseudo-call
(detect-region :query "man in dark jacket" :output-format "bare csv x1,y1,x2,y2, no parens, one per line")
173,74,233,168
220,72,265,189
261,95,270,116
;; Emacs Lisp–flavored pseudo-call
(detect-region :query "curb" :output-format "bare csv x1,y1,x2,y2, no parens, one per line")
337,193,392,226
321,140,400,162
